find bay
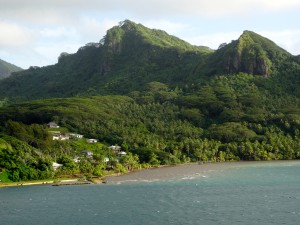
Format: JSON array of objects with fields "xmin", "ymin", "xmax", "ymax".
[{"xmin": 1, "ymin": 161, "xmax": 300, "ymax": 225}]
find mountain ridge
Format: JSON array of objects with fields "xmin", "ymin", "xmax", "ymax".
[
  {"xmin": 1, "ymin": 21, "xmax": 300, "ymax": 182},
  {"xmin": 0, "ymin": 20, "xmax": 298, "ymax": 102}
]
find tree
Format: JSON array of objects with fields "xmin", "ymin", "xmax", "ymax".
[
  {"xmin": 218, "ymin": 43, "xmax": 227, "ymax": 49},
  {"xmin": 119, "ymin": 153, "xmax": 140, "ymax": 171}
]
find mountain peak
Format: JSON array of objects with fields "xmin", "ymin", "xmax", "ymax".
[
  {"xmin": 241, "ymin": 30, "xmax": 257, "ymax": 36},
  {"xmin": 119, "ymin": 19, "xmax": 138, "ymax": 29},
  {"xmin": 210, "ymin": 30, "xmax": 291, "ymax": 76},
  {"xmin": 103, "ymin": 20, "xmax": 212, "ymax": 54},
  {"xmin": 238, "ymin": 30, "xmax": 289, "ymax": 56}
]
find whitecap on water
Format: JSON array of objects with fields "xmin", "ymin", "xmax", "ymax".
[{"xmin": 181, "ymin": 176, "xmax": 195, "ymax": 180}]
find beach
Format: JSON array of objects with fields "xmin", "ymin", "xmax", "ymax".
[
  {"xmin": 104, "ymin": 160, "xmax": 300, "ymax": 184},
  {"xmin": 2, "ymin": 160, "xmax": 299, "ymax": 187},
  {"xmin": 0, "ymin": 162, "xmax": 231, "ymax": 187},
  {"xmin": 0, "ymin": 179, "xmax": 78, "ymax": 188},
  {"xmin": 104, "ymin": 162, "xmax": 233, "ymax": 184}
]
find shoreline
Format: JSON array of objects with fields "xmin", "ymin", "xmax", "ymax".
[
  {"xmin": 103, "ymin": 161, "xmax": 231, "ymax": 184},
  {"xmin": 0, "ymin": 162, "xmax": 209, "ymax": 188},
  {"xmin": 1, "ymin": 160, "xmax": 299, "ymax": 188},
  {"xmin": 104, "ymin": 160, "xmax": 300, "ymax": 184},
  {"xmin": 0, "ymin": 179, "xmax": 78, "ymax": 188}
]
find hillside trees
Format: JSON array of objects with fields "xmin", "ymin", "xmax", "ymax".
[{"xmin": 0, "ymin": 55, "xmax": 300, "ymax": 182}]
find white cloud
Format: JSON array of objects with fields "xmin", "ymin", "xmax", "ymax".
[
  {"xmin": 40, "ymin": 27, "xmax": 77, "ymax": 39},
  {"xmin": 77, "ymin": 17, "xmax": 119, "ymax": 42},
  {"xmin": 185, "ymin": 31, "xmax": 242, "ymax": 49},
  {"xmin": 2, "ymin": 0, "xmax": 300, "ymax": 20},
  {"xmin": 143, "ymin": 20, "xmax": 192, "ymax": 36},
  {"xmin": 130, "ymin": 0, "xmax": 300, "ymax": 15},
  {"xmin": 0, "ymin": 21, "xmax": 34, "ymax": 48}
]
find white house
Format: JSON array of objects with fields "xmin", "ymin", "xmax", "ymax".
[
  {"xmin": 118, "ymin": 151, "xmax": 127, "ymax": 157},
  {"xmin": 60, "ymin": 135, "xmax": 69, "ymax": 141},
  {"xmin": 47, "ymin": 122, "xmax": 59, "ymax": 128},
  {"xmin": 81, "ymin": 150, "xmax": 94, "ymax": 158},
  {"xmin": 52, "ymin": 134, "xmax": 69, "ymax": 141},
  {"xmin": 73, "ymin": 157, "xmax": 80, "ymax": 163},
  {"xmin": 109, "ymin": 145, "xmax": 121, "ymax": 153},
  {"xmin": 103, "ymin": 157, "xmax": 110, "ymax": 163},
  {"xmin": 87, "ymin": 139, "xmax": 97, "ymax": 143},
  {"xmin": 52, "ymin": 162, "xmax": 63, "ymax": 170},
  {"xmin": 52, "ymin": 135, "xmax": 60, "ymax": 140},
  {"xmin": 69, "ymin": 133, "xmax": 84, "ymax": 139}
]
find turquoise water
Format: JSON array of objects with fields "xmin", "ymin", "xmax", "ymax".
[{"xmin": 1, "ymin": 161, "xmax": 300, "ymax": 225}]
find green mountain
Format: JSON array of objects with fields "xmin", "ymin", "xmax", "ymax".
[
  {"xmin": 1, "ymin": 73, "xmax": 300, "ymax": 176},
  {"xmin": 1, "ymin": 21, "xmax": 300, "ymax": 182},
  {"xmin": 200, "ymin": 30, "xmax": 292, "ymax": 77},
  {"xmin": 0, "ymin": 20, "xmax": 212, "ymax": 102},
  {"xmin": 0, "ymin": 58, "xmax": 22, "ymax": 79},
  {"xmin": 0, "ymin": 21, "xmax": 297, "ymax": 102}
]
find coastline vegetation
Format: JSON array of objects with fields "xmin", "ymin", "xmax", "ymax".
[
  {"xmin": 1, "ymin": 73, "xmax": 300, "ymax": 183},
  {"xmin": 0, "ymin": 21, "xmax": 300, "ymax": 183}
]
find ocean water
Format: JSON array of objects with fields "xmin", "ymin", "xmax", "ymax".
[{"xmin": 1, "ymin": 161, "xmax": 300, "ymax": 225}]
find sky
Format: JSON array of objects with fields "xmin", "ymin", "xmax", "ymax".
[{"xmin": 1, "ymin": 0, "xmax": 300, "ymax": 69}]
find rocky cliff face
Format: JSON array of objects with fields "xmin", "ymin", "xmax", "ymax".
[
  {"xmin": 211, "ymin": 31, "xmax": 290, "ymax": 77},
  {"xmin": 224, "ymin": 32, "xmax": 272, "ymax": 76},
  {"xmin": 225, "ymin": 48, "xmax": 271, "ymax": 77}
]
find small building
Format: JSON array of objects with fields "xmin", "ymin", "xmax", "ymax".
[
  {"xmin": 47, "ymin": 122, "xmax": 59, "ymax": 128},
  {"xmin": 49, "ymin": 131, "xmax": 61, "ymax": 135},
  {"xmin": 60, "ymin": 135, "xmax": 69, "ymax": 141},
  {"xmin": 103, "ymin": 157, "xmax": 110, "ymax": 163},
  {"xmin": 118, "ymin": 151, "xmax": 127, "ymax": 157},
  {"xmin": 69, "ymin": 133, "xmax": 84, "ymax": 139},
  {"xmin": 52, "ymin": 134, "xmax": 69, "ymax": 141},
  {"xmin": 109, "ymin": 145, "xmax": 121, "ymax": 153},
  {"xmin": 73, "ymin": 157, "xmax": 80, "ymax": 163},
  {"xmin": 52, "ymin": 135, "xmax": 60, "ymax": 140},
  {"xmin": 87, "ymin": 139, "xmax": 97, "ymax": 143},
  {"xmin": 81, "ymin": 150, "xmax": 94, "ymax": 158},
  {"xmin": 52, "ymin": 162, "xmax": 63, "ymax": 170}
]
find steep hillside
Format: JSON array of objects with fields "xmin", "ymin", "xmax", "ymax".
[
  {"xmin": 0, "ymin": 59, "xmax": 22, "ymax": 79},
  {"xmin": 1, "ymin": 21, "xmax": 300, "ymax": 182},
  {"xmin": 1, "ymin": 73, "xmax": 300, "ymax": 166},
  {"xmin": 1, "ymin": 69, "xmax": 300, "ymax": 182}
]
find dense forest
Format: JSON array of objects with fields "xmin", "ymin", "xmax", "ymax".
[
  {"xmin": 0, "ymin": 20, "xmax": 300, "ymax": 182},
  {"xmin": 1, "ymin": 73, "xmax": 300, "ymax": 182}
]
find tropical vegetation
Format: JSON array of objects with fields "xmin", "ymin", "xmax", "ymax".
[{"xmin": 0, "ymin": 20, "xmax": 300, "ymax": 182}]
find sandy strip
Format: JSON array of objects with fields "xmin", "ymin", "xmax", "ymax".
[
  {"xmin": 104, "ymin": 162, "xmax": 233, "ymax": 184},
  {"xmin": 1, "ymin": 161, "xmax": 299, "ymax": 187},
  {"xmin": 0, "ymin": 179, "xmax": 78, "ymax": 188},
  {"xmin": 104, "ymin": 160, "xmax": 300, "ymax": 184}
]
